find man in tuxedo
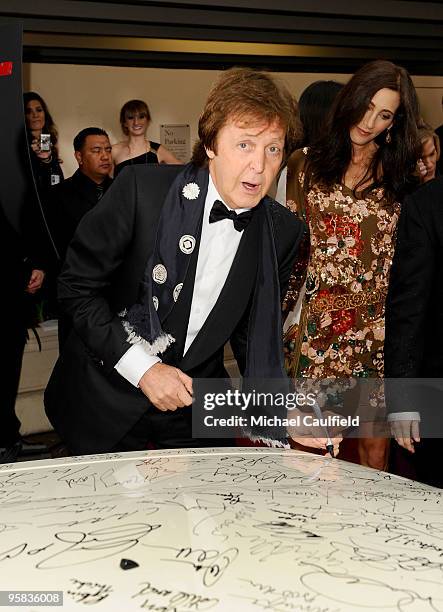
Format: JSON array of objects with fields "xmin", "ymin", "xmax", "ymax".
[
  {"xmin": 45, "ymin": 67, "xmax": 328, "ymax": 455},
  {"xmin": 385, "ymin": 176, "xmax": 443, "ymax": 488},
  {"xmin": 46, "ymin": 127, "xmax": 113, "ymax": 346}
]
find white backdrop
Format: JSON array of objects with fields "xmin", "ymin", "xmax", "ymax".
[{"xmin": 24, "ymin": 63, "xmax": 443, "ymax": 178}]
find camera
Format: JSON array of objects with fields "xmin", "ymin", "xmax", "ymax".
[{"xmin": 40, "ymin": 133, "xmax": 51, "ymax": 152}]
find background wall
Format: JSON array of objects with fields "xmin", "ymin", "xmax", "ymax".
[{"xmin": 25, "ymin": 63, "xmax": 443, "ymax": 178}]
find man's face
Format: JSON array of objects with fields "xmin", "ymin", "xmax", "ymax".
[
  {"xmin": 421, "ymin": 137, "xmax": 438, "ymax": 181},
  {"xmin": 207, "ymin": 117, "xmax": 285, "ymax": 209},
  {"xmin": 75, "ymin": 135, "xmax": 112, "ymax": 183}
]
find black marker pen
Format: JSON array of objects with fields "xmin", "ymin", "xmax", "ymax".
[{"xmin": 312, "ymin": 401, "xmax": 335, "ymax": 458}]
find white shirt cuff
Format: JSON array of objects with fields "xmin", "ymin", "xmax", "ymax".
[
  {"xmin": 387, "ymin": 411, "xmax": 421, "ymax": 422},
  {"xmin": 114, "ymin": 344, "xmax": 161, "ymax": 387}
]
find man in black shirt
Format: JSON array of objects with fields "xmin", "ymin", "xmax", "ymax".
[
  {"xmin": 48, "ymin": 127, "xmax": 113, "ymax": 261},
  {"xmin": 47, "ymin": 127, "xmax": 113, "ymax": 346},
  {"xmin": 435, "ymin": 96, "xmax": 443, "ymax": 175}
]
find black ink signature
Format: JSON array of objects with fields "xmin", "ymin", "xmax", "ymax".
[{"xmin": 142, "ymin": 544, "xmax": 239, "ymax": 587}]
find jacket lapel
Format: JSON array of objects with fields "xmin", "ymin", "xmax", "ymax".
[{"xmin": 158, "ymin": 169, "xmax": 208, "ymax": 324}]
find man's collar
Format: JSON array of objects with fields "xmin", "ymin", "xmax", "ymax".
[{"xmin": 74, "ymin": 168, "xmax": 112, "ymax": 190}]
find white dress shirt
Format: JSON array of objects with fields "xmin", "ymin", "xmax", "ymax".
[{"xmin": 115, "ymin": 175, "xmax": 250, "ymax": 387}]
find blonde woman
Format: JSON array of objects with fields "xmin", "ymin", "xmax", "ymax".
[{"xmin": 112, "ymin": 99, "xmax": 181, "ymax": 176}]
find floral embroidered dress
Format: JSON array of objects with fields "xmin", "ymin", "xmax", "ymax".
[{"xmin": 283, "ymin": 148, "xmax": 400, "ymax": 381}]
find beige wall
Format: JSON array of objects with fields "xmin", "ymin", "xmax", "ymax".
[{"xmin": 25, "ymin": 63, "xmax": 443, "ymax": 178}]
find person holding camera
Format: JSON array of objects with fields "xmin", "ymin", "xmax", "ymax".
[
  {"xmin": 23, "ymin": 92, "xmax": 64, "ymax": 194},
  {"xmin": 23, "ymin": 92, "xmax": 64, "ymax": 322}
]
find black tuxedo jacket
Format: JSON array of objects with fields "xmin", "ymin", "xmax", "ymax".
[
  {"xmin": 385, "ymin": 177, "xmax": 443, "ymax": 379},
  {"xmin": 44, "ymin": 164, "xmax": 304, "ymax": 454},
  {"xmin": 47, "ymin": 169, "xmax": 112, "ymax": 261},
  {"xmin": 385, "ymin": 178, "xmax": 443, "ymax": 421},
  {"xmin": 45, "ymin": 169, "xmax": 112, "ymax": 345}
]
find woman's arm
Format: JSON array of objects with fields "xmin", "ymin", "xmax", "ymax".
[{"xmin": 156, "ymin": 144, "xmax": 182, "ymax": 165}]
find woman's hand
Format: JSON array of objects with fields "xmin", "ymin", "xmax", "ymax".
[
  {"xmin": 26, "ymin": 269, "xmax": 45, "ymax": 294},
  {"xmin": 417, "ymin": 158, "xmax": 427, "ymax": 181},
  {"xmin": 31, "ymin": 138, "xmax": 52, "ymax": 161},
  {"xmin": 290, "ymin": 435, "xmax": 342, "ymax": 457},
  {"xmin": 287, "ymin": 409, "xmax": 343, "ymax": 456}
]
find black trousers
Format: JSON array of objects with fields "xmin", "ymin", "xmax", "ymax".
[
  {"xmin": 414, "ymin": 439, "xmax": 443, "ymax": 489},
  {"xmin": 57, "ymin": 312, "xmax": 72, "ymax": 351},
  {"xmin": 112, "ymin": 405, "xmax": 233, "ymax": 452},
  {"xmin": 1, "ymin": 323, "xmax": 26, "ymax": 447}
]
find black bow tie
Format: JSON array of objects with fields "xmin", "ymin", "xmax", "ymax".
[{"xmin": 209, "ymin": 199, "xmax": 253, "ymax": 232}]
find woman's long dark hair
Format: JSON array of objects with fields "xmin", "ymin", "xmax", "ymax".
[
  {"xmin": 23, "ymin": 91, "xmax": 59, "ymax": 156},
  {"xmin": 305, "ymin": 60, "xmax": 421, "ymax": 203},
  {"xmin": 299, "ymin": 80, "xmax": 343, "ymax": 147}
]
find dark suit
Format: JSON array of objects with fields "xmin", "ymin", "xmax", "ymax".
[
  {"xmin": 385, "ymin": 177, "xmax": 443, "ymax": 487},
  {"xmin": 0, "ymin": 206, "xmax": 28, "ymax": 447},
  {"xmin": 47, "ymin": 169, "xmax": 113, "ymax": 260},
  {"xmin": 0, "ymin": 204, "xmax": 43, "ymax": 448},
  {"xmin": 46, "ymin": 169, "xmax": 112, "ymax": 345},
  {"xmin": 44, "ymin": 164, "xmax": 304, "ymax": 455}
]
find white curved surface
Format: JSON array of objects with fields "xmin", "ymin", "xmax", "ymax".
[{"xmin": 0, "ymin": 448, "xmax": 442, "ymax": 611}]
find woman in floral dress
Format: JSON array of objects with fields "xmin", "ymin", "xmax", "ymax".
[{"xmin": 283, "ymin": 60, "xmax": 421, "ymax": 469}]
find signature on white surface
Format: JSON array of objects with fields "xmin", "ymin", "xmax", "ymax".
[{"xmin": 0, "ymin": 450, "xmax": 442, "ymax": 611}]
